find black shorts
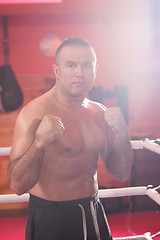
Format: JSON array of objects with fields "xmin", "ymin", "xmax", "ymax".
[{"xmin": 25, "ymin": 193, "xmax": 112, "ymax": 240}]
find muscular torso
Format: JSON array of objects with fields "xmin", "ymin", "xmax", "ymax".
[{"xmin": 29, "ymin": 95, "xmax": 107, "ymax": 201}]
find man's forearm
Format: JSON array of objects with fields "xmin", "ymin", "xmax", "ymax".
[
  {"xmin": 107, "ymin": 134, "xmax": 133, "ymax": 182},
  {"xmin": 103, "ymin": 107, "xmax": 133, "ymax": 182},
  {"xmin": 8, "ymin": 140, "xmax": 45, "ymax": 195}
]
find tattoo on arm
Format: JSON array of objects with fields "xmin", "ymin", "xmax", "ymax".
[
  {"xmin": 8, "ymin": 139, "xmax": 35, "ymax": 180},
  {"xmin": 8, "ymin": 157, "xmax": 20, "ymax": 180}
]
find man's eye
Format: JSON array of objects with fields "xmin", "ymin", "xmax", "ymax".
[
  {"xmin": 67, "ymin": 64, "xmax": 75, "ymax": 68},
  {"xmin": 83, "ymin": 63, "xmax": 92, "ymax": 69}
]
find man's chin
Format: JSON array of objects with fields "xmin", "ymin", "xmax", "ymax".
[{"xmin": 70, "ymin": 91, "xmax": 86, "ymax": 99}]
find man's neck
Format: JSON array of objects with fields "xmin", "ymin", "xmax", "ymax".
[{"xmin": 50, "ymin": 86, "xmax": 87, "ymax": 109}]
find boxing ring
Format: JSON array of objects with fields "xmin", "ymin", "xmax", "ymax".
[{"xmin": 0, "ymin": 139, "xmax": 160, "ymax": 239}]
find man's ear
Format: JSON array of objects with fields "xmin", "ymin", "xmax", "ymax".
[{"xmin": 53, "ymin": 64, "xmax": 59, "ymax": 77}]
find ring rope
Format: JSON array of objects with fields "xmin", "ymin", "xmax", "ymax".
[
  {"xmin": 130, "ymin": 139, "xmax": 160, "ymax": 154},
  {"xmin": 98, "ymin": 186, "xmax": 147, "ymax": 198},
  {"xmin": 0, "ymin": 140, "xmax": 159, "ymax": 204},
  {"xmin": 0, "ymin": 186, "xmax": 160, "ymax": 204},
  {"xmin": 0, "ymin": 193, "xmax": 29, "ymax": 203},
  {"xmin": 0, "ymin": 147, "xmax": 11, "ymax": 156}
]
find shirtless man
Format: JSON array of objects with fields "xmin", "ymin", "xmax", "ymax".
[{"xmin": 8, "ymin": 38, "xmax": 133, "ymax": 240}]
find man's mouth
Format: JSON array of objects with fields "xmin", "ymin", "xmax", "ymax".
[{"xmin": 73, "ymin": 81, "xmax": 85, "ymax": 85}]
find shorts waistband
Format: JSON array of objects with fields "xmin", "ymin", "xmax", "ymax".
[{"xmin": 29, "ymin": 193, "xmax": 99, "ymax": 209}]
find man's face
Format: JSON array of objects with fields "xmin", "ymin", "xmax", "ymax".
[{"xmin": 54, "ymin": 45, "xmax": 97, "ymax": 98}]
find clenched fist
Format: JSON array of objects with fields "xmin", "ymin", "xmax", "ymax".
[
  {"xmin": 35, "ymin": 115, "xmax": 65, "ymax": 149},
  {"xmin": 104, "ymin": 107, "xmax": 127, "ymax": 136}
]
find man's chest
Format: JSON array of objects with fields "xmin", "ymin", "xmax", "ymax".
[{"xmin": 48, "ymin": 109, "xmax": 106, "ymax": 156}]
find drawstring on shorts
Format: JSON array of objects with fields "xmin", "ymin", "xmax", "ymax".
[
  {"xmin": 78, "ymin": 200, "xmax": 101, "ymax": 240},
  {"xmin": 79, "ymin": 204, "xmax": 87, "ymax": 240},
  {"xmin": 90, "ymin": 200, "xmax": 101, "ymax": 240}
]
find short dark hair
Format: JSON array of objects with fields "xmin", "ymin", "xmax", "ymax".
[{"xmin": 55, "ymin": 37, "xmax": 96, "ymax": 64}]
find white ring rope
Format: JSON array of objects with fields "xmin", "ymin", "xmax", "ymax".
[
  {"xmin": 0, "ymin": 140, "xmax": 159, "ymax": 204},
  {"xmin": 0, "ymin": 139, "xmax": 159, "ymax": 156},
  {"xmin": 0, "ymin": 186, "xmax": 160, "ymax": 205},
  {"xmin": 0, "ymin": 147, "xmax": 11, "ymax": 156},
  {"xmin": 0, "ymin": 193, "xmax": 29, "ymax": 203},
  {"xmin": 99, "ymin": 186, "xmax": 160, "ymax": 205},
  {"xmin": 130, "ymin": 139, "xmax": 160, "ymax": 154},
  {"xmin": 98, "ymin": 186, "xmax": 147, "ymax": 198}
]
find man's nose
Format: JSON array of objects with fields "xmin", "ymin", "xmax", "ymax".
[{"xmin": 76, "ymin": 65, "xmax": 84, "ymax": 76}]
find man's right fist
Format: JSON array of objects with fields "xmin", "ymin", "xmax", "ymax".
[{"xmin": 35, "ymin": 115, "xmax": 65, "ymax": 148}]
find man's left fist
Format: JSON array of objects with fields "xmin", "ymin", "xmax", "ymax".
[{"xmin": 104, "ymin": 107, "xmax": 127, "ymax": 135}]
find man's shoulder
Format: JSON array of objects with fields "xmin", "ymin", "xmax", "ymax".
[
  {"xmin": 87, "ymin": 98, "xmax": 107, "ymax": 112},
  {"xmin": 18, "ymin": 95, "xmax": 47, "ymax": 121}
]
